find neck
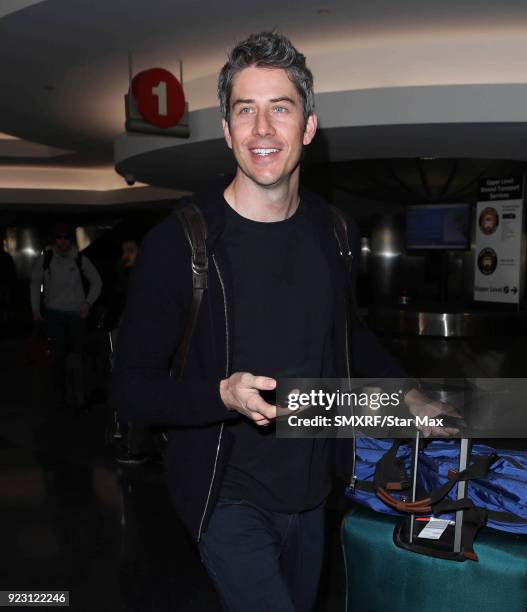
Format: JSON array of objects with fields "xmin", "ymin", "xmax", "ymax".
[
  {"xmin": 54, "ymin": 245, "xmax": 72, "ymax": 257},
  {"xmin": 224, "ymin": 169, "xmax": 300, "ymax": 222}
]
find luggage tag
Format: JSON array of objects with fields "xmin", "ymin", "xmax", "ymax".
[{"xmin": 417, "ymin": 517, "xmax": 455, "ymax": 540}]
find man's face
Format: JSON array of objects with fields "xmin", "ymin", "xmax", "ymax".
[
  {"xmin": 482, "ymin": 255, "xmax": 493, "ymax": 270},
  {"xmin": 483, "ymin": 214, "xmax": 495, "ymax": 230},
  {"xmin": 121, "ymin": 241, "xmax": 138, "ymax": 268},
  {"xmin": 55, "ymin": 234, "xmax": 72, "ymax": 253},
  {"xmin": 222, "ymin": 66, "xmax": 317, "ymax": 189}
]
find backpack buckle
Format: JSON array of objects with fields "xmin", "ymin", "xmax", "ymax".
[{"xmin": 191, "ymin": 259, "xmax": 208, "ymax": 290}]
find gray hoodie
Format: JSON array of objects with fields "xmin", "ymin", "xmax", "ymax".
[{"xmin": 30, "ymin": 245, "xmax": 102, "ymax": 315}]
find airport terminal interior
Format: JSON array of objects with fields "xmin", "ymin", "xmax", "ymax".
[{"xmin": 1, "ymin": 1, "xmax": 527, "ymax": 611}]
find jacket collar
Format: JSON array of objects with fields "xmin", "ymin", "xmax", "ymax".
[
  {"xmin": 51, "ymin": 244, "xmax": 79, "ymax": 259},
  {"xmin": 186, "ymin": 177, "xmax": 335, "ymax": 254},
  {"xmin": 183, "ymin": 177, "xmax": 231, "ymax": 252}
]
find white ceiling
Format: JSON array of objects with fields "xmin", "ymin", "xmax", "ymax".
[
  {"xmin": 1, "ymin": 0, "xmax": 527, "ymax": 199},
  {"xmin": 0, "ymin": 0, "xmax": 46, "ymax": 19}
]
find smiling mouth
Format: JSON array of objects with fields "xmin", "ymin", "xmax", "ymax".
[{"xmin": 250, "ymin": 148, "xmax": 280, "ymax": 157}]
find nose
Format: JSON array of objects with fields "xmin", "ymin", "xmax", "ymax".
[{"xmin": 252, "ymin": 110, "xmax": 275, "ymax": 138}]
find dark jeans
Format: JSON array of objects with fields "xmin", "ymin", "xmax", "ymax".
[
  {"xmin": 198, "ymin": 498, "xmax": 325, "ymax": 612},
  {"xmin": 45, "ymin": 309, "xmax": 85, "ymax": 405}
]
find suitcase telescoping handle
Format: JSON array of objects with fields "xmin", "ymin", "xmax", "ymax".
[
  {"xmin": 408, "ymin": 434, "xmax": 469, "ymax": 554},
  {"xmin": 377, "ymin": 434, "xmax": 493, "ymax": 561}
]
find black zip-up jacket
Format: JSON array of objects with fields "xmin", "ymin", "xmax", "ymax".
[{"xmin": 111, "ymin": 183, "xmax": 406, "ymax": 541}]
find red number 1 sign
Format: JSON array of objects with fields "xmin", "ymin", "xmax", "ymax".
[{"xmin": 131, "ymin": 68, "xmax": 186, "ymax": 129}]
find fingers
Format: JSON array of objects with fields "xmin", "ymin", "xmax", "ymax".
[
  {"xmin": 250, "ymin": 375, "xmax": 276, "ymax": 391},
  {"xmin": 440, "ymin": 403, "xmax": 461, "ymax": 417},
  {"xmin": 252, "ymin": 413, "xmax": 271, "ymax": 426},
  {"xmin": 419, "ymin": 425, "xmax": 460, "ymax": 438},
  {"xmin": 220, "ymin": 372, "xmax": 277, "ymax": 425},
  {"xmin": 430, "ymin": 426, "xmax": 459, "ymax": 438},
  {"xmin": 246, "ymin": 392, "xmax": 276, "ymax": 420},
  {"xmin": 418, "ymin": 425, "xmax": 432, "ymax": 438}
]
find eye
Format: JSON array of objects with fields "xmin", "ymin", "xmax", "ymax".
[
  {"xmin": 273, "ymin": 106, "xmax": 287, "ymax": 113},
  {"xmin": 239, "ymin": 106, "xmax": 254, "ymax": 114}
]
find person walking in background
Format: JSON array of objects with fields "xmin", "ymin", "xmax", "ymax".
[
  {"xmin": 0, "ymin": 229, "xmax": 18, "ymax": 330},
  {"xmin": 105, "ymin": 236, "xmax": 151, "ymax": 464},
  {"xmin": 103, "ymin": 237, "xmax": 139, "ymax": 336},
  {"xmin": 30, "ymin": 223, "xmax": 102, "ymax": 411},
  {"xmin": 0, "ymin": 229, "xmax": 17, "ymax": 296}
]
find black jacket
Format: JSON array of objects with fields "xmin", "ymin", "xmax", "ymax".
[{"xmin": 111, "ymin": 183, "xmax": 406, "ymax": 541}]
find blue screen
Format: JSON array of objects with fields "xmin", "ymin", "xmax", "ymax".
[{"xmin": 406, "ymin": 204, "xmax": 470, "ymax": 249}]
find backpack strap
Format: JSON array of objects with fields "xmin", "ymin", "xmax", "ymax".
[
  {"xmin": 43, "ymin": 249, "xmax": 53, "ymax": 272},
  {"xmin": 75, "ymin": 254, "xmax": 89, "ymax": 298},
  {"xmin": 171, "ymin": 200, "xmax": 208, "ymax": 379},
  {"xmin": 330, "ymin": 205, "xmax": 364, "ymax": 326},
  {"xmin": 75, "ymin": 254, "xmax": 83, "ymax": 274},
  {"xmin": 330, "ymin": 205, "xmax": 353, "ymax": 273}
]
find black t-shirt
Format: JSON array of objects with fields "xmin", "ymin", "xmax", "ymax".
[{"xmin": 220, "ymin": 199, "xmax": 334, "ymax": 513}]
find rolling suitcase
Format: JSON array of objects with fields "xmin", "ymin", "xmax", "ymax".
[
  {"xmin": 342, "ymin": 434, "xmax": 527, "ymax": 611},
  {"xmin": 342, "ymin": 504, "xmax": 527, "ymax": 612}
]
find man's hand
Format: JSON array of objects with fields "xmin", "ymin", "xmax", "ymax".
[
  {"xmin": 79, "ymin": 302, "xmax": 91, "ymax": 319},
  {"xmin": 32, "ymin": 311, "xmax": 42, "ymax": 322},
  {"xmin": 220, "ymin": 373, "xmax": 277, "ymax": 426},
  {"xmin": 404, "ymin": 388, "xmax": 461, "ymax": 438}
]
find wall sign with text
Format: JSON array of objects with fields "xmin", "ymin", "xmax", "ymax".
[{"xmin": 474, "ymin": 177, "xmax": 524, "ymax": 304}]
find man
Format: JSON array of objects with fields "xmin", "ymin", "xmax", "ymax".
[
  {"xmin": 105, "ymin": 236, "xmax": 151, "ymax": 464},
  {"xmin": 104, "ymin": 237, "xmax": 139, "ymax": 334},
  {"xmin": 479, "ymin": 207, "xmax": 499, "ymax": 235},
  {"xmin": 31, "ymin": 223, "xmax": 102, "ymax": 409},
  {"xmin": 0, "ymin": 229, "xmax": 17, "ymax": 308},
  {"xmin": 112, "ymin": 32, "xmax": 455, "ymax": 611}
]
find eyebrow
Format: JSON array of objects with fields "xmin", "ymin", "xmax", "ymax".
[
  {"xmin": 231, "ymin": 96, "xmax": 297, "ymax": 108},
  {"xmin": 270, "ymin": 96, "xmax": 296, "ymax": 105}
]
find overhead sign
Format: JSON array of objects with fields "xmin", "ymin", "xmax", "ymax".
[
  {"xmin": 131, "ymin": 67, "xmax": 185, "ymax": 129},
  {"xmin": 474, "ymin": 177, "xmax": 524, "ymax": 304}
]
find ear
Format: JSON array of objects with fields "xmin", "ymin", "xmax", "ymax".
[
  {"xmin": 222, "ymin": 118, "xmax": 233, "ymax": 149},
  {"xmin": 303, "ymin": 113, "xmax": 318, "ymax": 146}
]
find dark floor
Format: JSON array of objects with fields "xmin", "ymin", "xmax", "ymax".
[
  {"xmin": 0, "ymin": 338, "xmax": 346, "ymax": 612},
  {"xmin": 1, "ymin": 332, "xmax": 524, "ymax": 611}
]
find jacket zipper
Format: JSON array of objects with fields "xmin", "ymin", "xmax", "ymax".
[
  {"xmin": 344, "ymin": 314, "xmax": 351, "ymax": 380},
  {"xmin": 344, "ymin": 313, "xmax": 357, "ymax": 491},
  {"xmin": 197, "ymin": 254, "xmax": 229, "ymax": 541}
]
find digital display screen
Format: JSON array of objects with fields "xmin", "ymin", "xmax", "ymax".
[{"xmin": 406, "ymin": 203, "xmax": 471, "ymax": 250}]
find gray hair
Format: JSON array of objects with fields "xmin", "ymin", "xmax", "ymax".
[{"xmin": 218, "ymin": 31, "xmax": 314, "ymax": 124}]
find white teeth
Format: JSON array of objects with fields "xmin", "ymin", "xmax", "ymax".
[{"xmin": 252, "ymin": 148, "xmax": 279, "ymax": 155}]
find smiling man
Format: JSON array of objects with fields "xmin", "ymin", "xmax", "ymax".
[
  {"xmin": 221, "ymin": 63, "xmax": 316, "ymax": 206},
  {"xmin": 112, "ymin": 32, "xmax": 447, "ymax": 612}
]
